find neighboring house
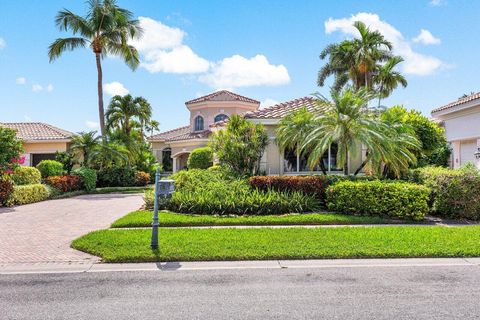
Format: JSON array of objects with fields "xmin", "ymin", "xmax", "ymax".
[
  {"xmin": 0, "ymin": 122, "xmax": 73, "ymax": 167},
  {"xmin": 148, "ymin": 90, "xmax": 363, "ymax": 174},
  {"xmin": 431, "ymin": 92, "xmax": 480, "ymax": 169}
]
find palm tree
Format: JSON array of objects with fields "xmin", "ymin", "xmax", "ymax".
[
  {"xmin": 105, "ymin": 94, "xmax": 153, "ymax": 136},
  {"xmin": 318, "ymin": 21, "xmax": 393, "ymax": 91},
  {"xmin": 48, "ymin": 0, "xmax": 142, "ymax": 137},
  {"xmin": 70, "ymin": 131, "xmax": 101, "ymax": 165},
  {"xmin": 145, "ymin": 120, "xmax": 160, "ymax": 138},
  {"xmin": 373, "ymin": 56, "xmax": 408, "ymax": 107}
]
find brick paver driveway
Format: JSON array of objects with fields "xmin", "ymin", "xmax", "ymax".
[{"xmin": 0, "ymin": 193, "xmax": 143, "ymax": 264}]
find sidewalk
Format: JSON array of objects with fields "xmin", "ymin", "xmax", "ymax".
[{"xmin": 2, "ymin": 257, "xmax": 480, "ymax": 275}]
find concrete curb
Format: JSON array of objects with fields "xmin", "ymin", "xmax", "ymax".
[{"xmin": 2, "ymin": 258, "xmax": 480, "ymax": 275}]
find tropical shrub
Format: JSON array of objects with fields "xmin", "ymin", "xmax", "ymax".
[
  {"xmin": 44, "ymin": 175, "xmax": 83, "ymax": 193},
  {"xmin": 0, "ymin": 175, "xmax": 14, "ymax": 206},
  {"xmin": 143, "ymin": 189, "xmax": 171, "ymax": 210},
  {"xmin": 55, "ymin": 151, "xmax": 76, "ymax": 174},
  {"xmin": 11, "ymin": 166, "xmax": 42, "ymax": 185},
  {"xmin": 9, "ymin": 184, "xmax": 50, "ymax": 205},
  {"xmin": 36, "ymin": 160, "xmax": 64, "ymax": 178},
  {"xmin": 187, "ymin": 147, "xmax": 213, "ymax": 169},
  {"xmin": 149, "ymin": 164, "xmax": 162, "ymax": 183},
  {"xmin": 326, "ymin": 180, "xmax": 430, "ymax": 220},
  {"xmin": 0, "ymin": 127, "xmax": 24, "ymax": 174},
  {"xmin": 249, "ymin": 175, "xmax": 327, "ymax": 201},
  {"xmin": 72, "ymin": 167, "xmax": 97, "ymax": 191},
  {"xmin": 97, "ymin": 166, "xmax": 136, "ymax": 187},
  {"xmin": 210, "ymin": 115, "xmax": 268, "ymax": 176},
  {"xmin": 134, "ymin": 171, "xmax": 150, "ymax": 186}
]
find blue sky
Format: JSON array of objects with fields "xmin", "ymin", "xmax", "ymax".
[{"xmin": 0, "ymin": 0, "xmax": 477, "ymax": 133}]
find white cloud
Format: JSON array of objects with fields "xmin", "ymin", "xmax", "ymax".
[
  {"xmin": 324, "ymin": 13, "xmax": 445, "ymax": 76},
  {"xmin": 142, "ymin": 45, "xmax": 210, "ymax": 74},
  {"xmin": 16, "ymin": 77, "xmax": 26, "ymax": 85},
  {"xmin": 260, "ymin": 98, "xmax": 279, "ymax": 109},
  {"xmin": 131, "ymin": 17, "xmax": 185, "ymax": 51},
  {"xmin": 413, "ymin": 29, "xmax": 441, "ymax": 45},
  {"xmin": 47, "ymin": 84, "xmax": 54, "ymax": 92},
  {"xmin": 32, "ymin": 84, "xmax": 43, "ymax": 92},
  {"xmin": 85, "ymin": 120, "xmax": 99, "ymax": 129},
  {"xmin": 104, "ymin": 81, "xmax": 129, "ymax": 96},
  {"xmin": 0, "ymin": 38, "xmax": 5, "ymax": 50},
  {"xmin": 429, "ymin": 0, "xmax": 446, "ymax": 6},
  {"xmin": 199, "ymin": 55, "xmax": 290, "ymax": 89}
]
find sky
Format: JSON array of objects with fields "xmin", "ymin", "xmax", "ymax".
[{"xmin": 0, "ymin": 0, "xmax": 478, "ymax": 133}]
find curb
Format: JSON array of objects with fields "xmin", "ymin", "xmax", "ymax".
[{"xmin": 2, "ymin": 257, "xmax": 480, "ymax": 275}]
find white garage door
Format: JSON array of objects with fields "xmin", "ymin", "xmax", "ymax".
[{"xmin": 460, "ymin": 140, "xmax": 477, "ymax": 166}]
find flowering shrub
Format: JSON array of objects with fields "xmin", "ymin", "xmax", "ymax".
[
  {"xmin": 0, "ymin": 127, "xmax": 24, "ymax": 174},
  {"xmin": 44, "ymin": 175, "xmax": 83, "ymax": 193},
  {"xmin": 134, "ymin": 171, "xmax": 150, "ymax": 186}
]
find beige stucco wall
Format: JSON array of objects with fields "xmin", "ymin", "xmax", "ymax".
[{"xmin": 21, "ymin": 141, "xmax": 69, "ymax": 166}]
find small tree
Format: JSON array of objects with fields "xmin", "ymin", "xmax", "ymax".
[
  {"xmin": 0, "ymin": 127, "xmax": 24, "ymax": 174},
  {"xmin": 188, "ymin": 147, "xmax": 213, "ymax": 169},
  {"xmin": 210, "ymin": 115, "xmax": 268, "ymax": 176}
]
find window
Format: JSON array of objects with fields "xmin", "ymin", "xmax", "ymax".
[
  {"xmin": 214, "ymin": 114, "xmax": 229, "ymax": 123},
  {"xmin": 162, "ymin": 148, "xmax": 172, "ymax": 172},
  {"xmin": 194, "ymin": 116, "xmax": 204, "ymax": 131},
  {"xmin": 283, "ymin": 142, "xmax": 342, "ymax": 173}
]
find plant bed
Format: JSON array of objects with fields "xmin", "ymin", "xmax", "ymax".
[
  {"xmin": 111, "ymin": 210, "xmax": 392, "ymax": 228},
  {"xmin": 71, "ymin": 226, "xmax": 480, "ymax": 262}
]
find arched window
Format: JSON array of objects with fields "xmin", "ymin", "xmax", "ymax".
[
  {"xmin": 214, "ymin": 114, "xmax": 229, "ymax": 123},
  {"xmin": 161, "ymin": 148, "xmax": 172, "ymax": 172},
  {"xmin": 194, "ymin": 116, "xmax": 204, "ymax": 131}
]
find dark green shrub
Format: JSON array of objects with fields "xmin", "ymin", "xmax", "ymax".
[
  {"xmin": 11, "ymin": 166, "xmax": 42, "ymax": 185},
  {"xmin": 9, "ymin": 184, "xmax": 50, "ymax": 205},
  {"xmin": 55, "ymin": 151, "xmax": 76, "ymax": 174},
  {"xmin": 97, "ymin": 166, "xmax": 136, "ymax": 187},
  {"xmin": 0, "ymin": 175, "xmax": 14, "ymax": 206},
  {"xmin": 187, "ymin": 147, "xmax": 213, "ymax": 169},
  {"xmin": 72, "ymin": 167, "xmax": 97, "ymax": 191},
  {"xmin": 326, "ymin": 180, "xmax": 430, "ymax": 220},
  {"xmin": 36, "ymin": 160, "xmax": 64, "ymax": 178}
]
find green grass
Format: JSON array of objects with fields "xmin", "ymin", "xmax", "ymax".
[
  {"xmin": 110, "ymin": 210, "xmax": 391, "ymax": 228},
  {"xmin": 72, "ymin": 226, "xmax": 480, "ymax": 262},
  {"xmin": 89, "ymin": 186, "xmax": 153, "ymax": 194}
]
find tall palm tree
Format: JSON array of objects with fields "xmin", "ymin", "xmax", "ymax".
[
  {"xmin": 318, "ymin": 21, "xmax": 393, "ymax": 91},
  {"xmin": 373, "ymin": 56, "xmax": 408, "ymax": 106},
  {"xmin": 48, "ymin": 0, "xmax": 142, "ymax": 137},
  {"xmin": 70, "ymin": 131, "xmax": 101, "ymax": 165},
  {"xmin": 105, "ymin": 94, "xmax": 153, "ymax": 136}
]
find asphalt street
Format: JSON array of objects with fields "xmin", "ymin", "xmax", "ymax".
[{"xmin": 1, "ymin": 264, "xmax": 480, "ymax": 319}]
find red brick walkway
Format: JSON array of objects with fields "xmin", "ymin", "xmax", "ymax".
[{"xmin": 0, "ymin": 193, "xmax": 143, "ymax": 264}]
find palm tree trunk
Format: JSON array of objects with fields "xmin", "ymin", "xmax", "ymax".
[
  {"xmin": 378, "ymin": 83, "xmax": 383, "ymax": 107},
  {"xmin": 95, "ymin": 53, "xmax": 106, "ymax": 138},
  {"xmin": 343, "ymin": 147, "xmax": 349, "ymax": 175}
]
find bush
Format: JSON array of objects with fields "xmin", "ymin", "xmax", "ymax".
[
  {"xmin": 44, "ymin": 175, "xmax": 83, "ymax": 193},
  {"xmin": 326, "ymin": 180, "xmax": 430, "ymax": 220},
  {"xmin": 72, "ymin": 167, "xmax": 97, "ymax": 191},
  {"xmin": 187, "ymin": 147, "xmax": 213, "ymax": 169},
  {"xmin": 97, "ymin": 167, "xmax": 136, "ymax": 187},
  {"xmin": 0, "ymin": 175, "xmax": 14, "ymax": 206},
  {"xmin": 134, "ymin": 171, "xmax": 150, "ymax": 186},
  {"xmin": 36, "ymin": 160, "xmax": 64, "ymax": 178},
  {"xmin": 249, "ymin": 175, "xmax": 327, "ymax": 201},
  {"xmin": 143, "ymin": 189, "xmax": 171, "ymax": 211},
  {"xmin": 11, "ymin": 166, "xmax": 42, "ymax": 185},
  {"xmin": 55, "ymin": 151, "xmax": 76, "ymax": 174},
  {"xmin": 166, "ymin": 169, "xmax": 319, "ymax": 215},
  {"xmin": 9, "ymin": 184, "xmax": 50, "ymax": 205}
]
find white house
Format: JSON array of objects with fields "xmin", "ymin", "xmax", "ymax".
[{"xmin": 431, "ymin": 92, "xmax": 480, "ymax": 168}]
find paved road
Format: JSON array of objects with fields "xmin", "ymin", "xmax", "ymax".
[
  {"xmin": 1, "ymin": 264, "xmax": 480, "ymax": 319},
  {"xmin": 0, "ymin": 193, "xmax": 143, "ymax": 263}
]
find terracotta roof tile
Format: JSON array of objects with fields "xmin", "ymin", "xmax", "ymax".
[
  {"xmin": 186, "ymin": 90, "xmax": 260, "ymax": 105},
  {"xmin": 432, "ymin": 91, "xmax": 480, "ymax": 113},
  {"xmin": 0, "ymin": 122, "xmax": 73, "ymax": 141},
  {"xmin": 166, "ymin": 130, "xmax": 211, "ymax": 142},
  {"xmin": 245, "ymin": 97, "xmax": 317, "ymax": 119},
  {"xmin": 147, "ymin": 125, "xmax": 190, "ymax": 141}
]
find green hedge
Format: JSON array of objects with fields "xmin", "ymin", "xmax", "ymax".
[
  {"xmin": 97, "ymin": 167, "xmax": 135, "ymax": 187},
  {"xmin": 72, "ymin": 167, "xmax": 97, "ymax": 191},
  {"xmin": 11, "ymin": 166, "xmax": 42, "ymax": 185},
  {"xmin": 326, "ymin": 180, "xmax": 430, "ymax": 220},
  {"xmin": 36, "ymin": 160, "xmax": 64, "ymax": 178},
  {"xmin": 187, "ymin": 147, "xmax": 213, "ymax": 169},
  {"xmin": 10, "ymin": 184, "xmax": 50, "ymax": 205}
]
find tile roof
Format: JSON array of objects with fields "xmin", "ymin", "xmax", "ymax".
[
  {"xmin": 148, "ymin": 125, "xmax": 190, "ymax": 141},
  {"xmin": 186, "ymin": 90, "xmax": 260, "ymax": 105},
  {"xmin": 166, "ymin": 130, "xmax": 211, "ymax": 142},
  {"xmin": 245, "ymin": 96, "xmax": 318, "ymax": 119},
  {"xmin": 432, "ymin": 91, "xmax": 480, "ymax": 113},
  {"xmin": 0, "ymin": 122, "xmax": 73, "ymax": 141}
]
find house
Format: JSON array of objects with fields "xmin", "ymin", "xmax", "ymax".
[
  {"xmin": 431, "ymin": 92, "xmax": 480, "ymax": 169},
  {"xmin": 0, "ymin": 122, "xmax": 73, "ymax": 167},
  {"xmin": 148, "ymin": 90, "xmax": 363, "ymax": 174}
]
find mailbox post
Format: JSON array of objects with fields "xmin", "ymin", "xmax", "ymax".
[{"xmin": 151, "ymin": 167, "xmax": 175, "ymax": 250}]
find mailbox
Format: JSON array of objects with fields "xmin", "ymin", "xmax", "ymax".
[{"xmin": 156, "ymin": 179, "xmax": 175, "ymax": 197}]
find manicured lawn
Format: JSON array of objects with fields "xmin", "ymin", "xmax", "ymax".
[
  {"xmin": 110, "ymin": 210, "xmax": 391, "ymax": 228},
  {"xmin": 72, "ymin": 226, "xmax": 480, "ymax": 262}
]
